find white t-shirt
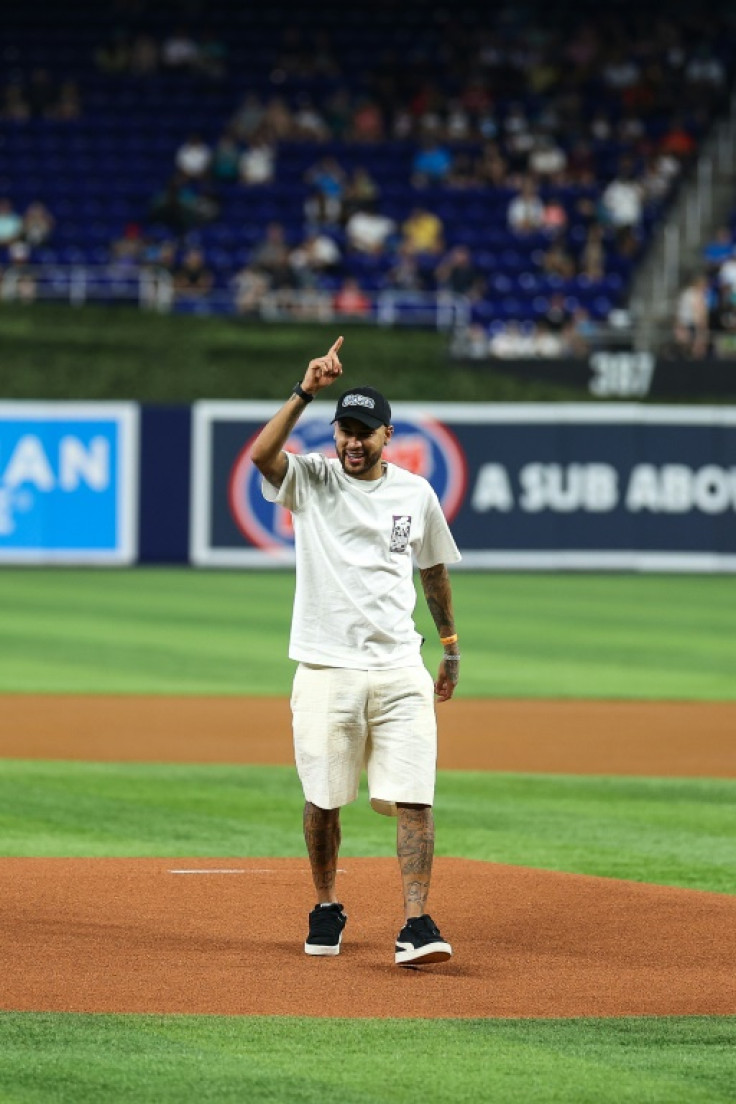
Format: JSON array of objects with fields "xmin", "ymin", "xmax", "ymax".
[{"xmin": 262, "ymin": 452, "xmax": 461, "ymax": 669}]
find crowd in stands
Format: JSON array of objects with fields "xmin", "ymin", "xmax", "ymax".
[
  {"xmin": 1, "ymin": 0, "xmax": 735, "ymax": 352},
  {"xmin": 674, "ymin": 223, "xmax": 736, "ymax": 358}
]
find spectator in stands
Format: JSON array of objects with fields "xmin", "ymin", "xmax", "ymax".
[
  {"xmin": 173, "ymin": 248, "xmax": 214, "ymax": 300},
  {"xmin": 659, "ymin": 118, "xmax": 696, "ymax": 161},
  {"xmin": 600, "ymin": 161, "xmax": 643, "ymax": 235},
  {"xmin": 542, "ymin": 197, "xmax": 568, "ymax": 236},
  {"xmin": 1, "ymin": 83, "xmax": 30, "ymax": 121},
  {"xmin": 211, "ymin": 132, "xmax": 241, "ymax": 183},
  {"xmin": 54, "ymin": 81, "xmax": 82, "ymax": 121},
  {"xmin": 578, "ymin": 224, "xmax": 606, "ymax": 282},
  {"xmin": 162, "ymin": 28, "xmax": 200, "ymax": 72},
  {"xmin": 507, "ymin": 177, "xmax": 545, "ymax": 235},
  {"xmin": 411, "ymin": 138, "xmax": 453, "ymax": 187},
  {"xmin": 703, "ymin": 227, "xmax": 735, "ymax": 273},
  {"xmin": 230, "ymin": 93, "xmax": 265, "ymax": 143},
  {"xmin": 95, "ymin": 30, "xmax": 130, "ymax": 74},
  {"xmin": 542, "ymin": 292, "xmax": 572, "ymax": 333},
  {"xmin": 684, "ymin": 44, "xmax": 726, "ymax": 90},
  {"xmin": 709, "ymin": 282, "xmax": 736, "ymax": 340},
  {"xmin": 351, "ymin": 98, "xmax": 384, "ymax": 142},
  {"xmin": 528, "ymin": 134, "xmax": 568, "ymax": 181},
  {"xmin": 563, "ymin": 307, "xmax": 598, "ymax": 357},
  {"xmin": 345, "ymin": 206, "xmax": 396, "ymax": 255},
  {"xmin": 261, "ymin": 96, "xmax": 294, "ymax": 141},
  {"xmin": 239, "ymin": 134, "xmax": 276, "ymax": 186},
  {"xmin": 0, "ymin": 199, "xmax": 23, "ymax": 246},
  {"xmin": 333, "ymin": 277, "xmax": 371, "ymax": 317},
  {"xmin": 304, "ymin": 157, "xmax": 346, "ymax": 223},
  {"xmin": 341, "ymin": 167, "xmax": 379, "ymax": 224},
  {"xmin": 434, "ymin": 245, "xmax": 484, "ymax": 299},
  {"xmin": 175, "ymin": 134, "xmax": 212, "ymax": 181},
  {"xmin": 400, "ymin": 207, "xmax": 444, "ymax": 257},
  {"xmin": 717, "ymin": 246, "xmax": 736, "ymax": 297},
  {"xmin": 386, "ymin": 245, "xmax": 425, "ymax": 291},
  {"xmin": 324, "ymin": 87, "xmax": 353, "ymax": 140},
  {"xmin": 149, "ymin": 173, "xmax": 201, "ymax": 235},
  {"xmin": 293, "ymin": 96, "xmax": 330, "ymax": 142},
  {"xmin": 110, "ymin": 222, "xmax": 145, "ymax": 269},
  {"xmin": 195, "ymin": 30, "xmax": 228, "ymax": 81},
  {"xmin": 142, "ymin": 241, "xmax": 176, "ymax": 312},
  {"xmin": 447, "ymin": 151, "xmax": 482, "ymax": 189},
  {"xmin": 252, "ymin": 221, "xmax": 293, "ymax": 290},
  {"xmin": 640, "ymin": 152, "xmax": 681, "ymax": 204},
  {"xmin": 602, "ymin": 47, "xmax": 641, "ymax": 90},
  {"xmin": 531, "ymin": 320, "xmax": 564, "ymax": 357},
  {"xmin": 475, "ymin": 142, "xmax": 510, "ymax": 188},
  {"xmin": 289, "ymin": 230, "xmax": 341, "ymax": 288},
  {"xmin": 674, "ymin": 273, "xmax": 711, "ymax": 358},
  {"xmin": 540, "ymin": 240, "xmax": 575, "ymax": 280},
  {"xmin": 22, "ymin": 201, "xmax": 54, "ymax": 247},
  {"xmin": 130, "ymin": 34, "xmax": 159, "ymax": 77},
  {"xmin": 444, "ymin": 99, "xmax": 472, "ymax": 143},
  {"xmin": 1, "ymin": 242, "xmax": 36, "ymax": 304},
  {"xmin": 503, "ymin": 104, "xmax": 536, "ymax": 170},
  {"xmin": 490, "ymin": 322, "xmax": 535, "ymax": 359},
  {"xmin": 232, "ymin": 264, "xmax": 271, "ymax": 316}
]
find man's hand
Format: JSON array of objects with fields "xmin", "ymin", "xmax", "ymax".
[
  {"xmin": 302, "ymin": 335, "xmax": 344, "ymax": 394},
  {"xmin": 434, "ymin": 654, "xmax": 459, "ymax": 702}
]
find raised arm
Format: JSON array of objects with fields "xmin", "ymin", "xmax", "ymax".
[
  {"xmin": 419, "ymin": 562, "xmax": 459, "ymax": 702},
  {"xmin": 251, "ymin": 336, "xmax": 344, "ymax": 487}
]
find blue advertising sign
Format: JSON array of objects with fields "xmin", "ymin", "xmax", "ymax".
[
  {"xmin": 191, "ymin": 402, "xmax": 736, "ymax": 571},
  {"xmin": 0, "ymin": 403, "xmax": 138, "ymax": 563}
]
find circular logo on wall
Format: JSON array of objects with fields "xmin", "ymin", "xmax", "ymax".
[{"xmin": 229, "ymin": 414, "xmax": 467, "ymax": 552}]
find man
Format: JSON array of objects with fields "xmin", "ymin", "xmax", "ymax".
[{"xmin": 251, "ymin": 336, "xmax": 461, "ymax": 967}]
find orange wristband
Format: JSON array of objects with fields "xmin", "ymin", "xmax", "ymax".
[{"xmin": 440, "ymin": 633, "xmax": 458, "ymax": 646}]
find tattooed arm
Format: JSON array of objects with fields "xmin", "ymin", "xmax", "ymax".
[{"xmin": 419, "ymin": 562, "xmax": 459, "ymax": 702}]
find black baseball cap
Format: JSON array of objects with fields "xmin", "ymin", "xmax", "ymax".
[{"xmin": 332, "ymin": 386, "xmax": 392, "ymax": 430}]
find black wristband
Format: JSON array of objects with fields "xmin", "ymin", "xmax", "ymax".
[{"xmin": 292, "ymin": 382, "xmax": 314, "ymax": 404}]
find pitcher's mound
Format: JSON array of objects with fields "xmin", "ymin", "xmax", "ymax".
[{"xmin": 2, "ymin": 857, "xmax": 735, "ymax": 1019}]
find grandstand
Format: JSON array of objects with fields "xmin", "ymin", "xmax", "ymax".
[{"xmin": 0, "ymin": 0, "xmax": 735, "ymax": 357}]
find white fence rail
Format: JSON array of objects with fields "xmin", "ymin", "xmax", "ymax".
[{"xmin": 2, "ymin": 264, "xmax": 472, "ymax": 331}]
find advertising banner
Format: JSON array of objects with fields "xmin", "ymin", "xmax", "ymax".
[
  {"xmin": 0, "ymin": 402, "xmax": 139, "ymax": 563},
  {"xmin": 191, "ymin": 402, "xmax": 736, "ymax": 571}
]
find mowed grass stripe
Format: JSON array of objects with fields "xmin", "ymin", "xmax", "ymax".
[
  {"xmin": 0, "ymin": 1013, "xmax": 734, "ymax": 1104},
  {"xmin": 0, "ymin": 570, "xmax": 734, "ymax": 698},
  {"xmin": 0, "ymin": 762, "xmax": 733, "ymax": 893}
]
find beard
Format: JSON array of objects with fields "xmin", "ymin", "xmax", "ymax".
[{"xmin": 337, "ymin": 441, "xmax": 384, "ymax": 478}]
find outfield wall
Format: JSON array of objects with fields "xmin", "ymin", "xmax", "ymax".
[{"xmin": 2, "ymin": 401, "xmax": 735, "ymax": 571}]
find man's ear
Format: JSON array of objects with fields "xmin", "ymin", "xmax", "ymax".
[{"xmin": 383, "ymin": 424, "xmax": 394, "ymax": 444}]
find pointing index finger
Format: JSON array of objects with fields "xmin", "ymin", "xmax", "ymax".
[{"xmin": 329, "ymin": 335, "xmax": 344, "ymax": 354}]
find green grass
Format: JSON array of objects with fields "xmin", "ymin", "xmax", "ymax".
[
  {"xmin": 0, "ymin": 1014, "xmax": 734, "ymax": 1104},
  {"xmin": 0, "ymin": 306, "xmax": 587, "ymax": 403},
  {"xmin": 1, "ymin": 762, "xmax": 733, "ymax": 894},
  {"xmin": 0, "ymin": 569, "xmax": 734, "ymax": 699}
]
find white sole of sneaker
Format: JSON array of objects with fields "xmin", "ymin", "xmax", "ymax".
[
  {"xmin": 395, "ymin": 940, "xmax": 452, "ymax": 966},
  {"xmin": 304, "ymin": 933, "xmax": 343, "ymax": 956}
]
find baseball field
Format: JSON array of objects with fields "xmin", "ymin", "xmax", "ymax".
[{"xmin": 1, "ymin": 567, "xmax": 735, "ymax": 1102}]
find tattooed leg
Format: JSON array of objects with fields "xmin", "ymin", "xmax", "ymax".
[
  {"xmin": 396, "ymin": 803, "xmax": 435, "ymax": 919},
  {"xmin": 303, "ymin": 801, "xmax": 341, "ymax": 903}
]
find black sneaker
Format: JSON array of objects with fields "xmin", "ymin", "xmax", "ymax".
[
  {"xmin": 395, "ymin": 914, "xmax": 452, "ymax": 966},
  {"xmin": 304, "ymin": 902, "xmax": 347, "ymax": 956}
]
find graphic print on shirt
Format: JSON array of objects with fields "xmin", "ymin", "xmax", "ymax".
[{"xmin": 390, "ymin": 514, "xmax": 412, "ymax": 552}]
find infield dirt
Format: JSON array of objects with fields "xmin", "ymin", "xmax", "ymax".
[
  {"xmin": 2, "ymin": 693, "xmax": 734, "ymax": 1019},
  {"xmin": 3, "ymin": 694, "xmax": 735, "ymax": 776}
]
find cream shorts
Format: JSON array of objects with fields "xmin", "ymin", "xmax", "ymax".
[{"xmin": 290, "ymin": 663, "xmax": 437, "ymax": 815}]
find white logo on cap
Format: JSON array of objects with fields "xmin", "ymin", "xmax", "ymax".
[{"xmin": 342, "ymin": 394, "xmax": 375, "ymax": 409}]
